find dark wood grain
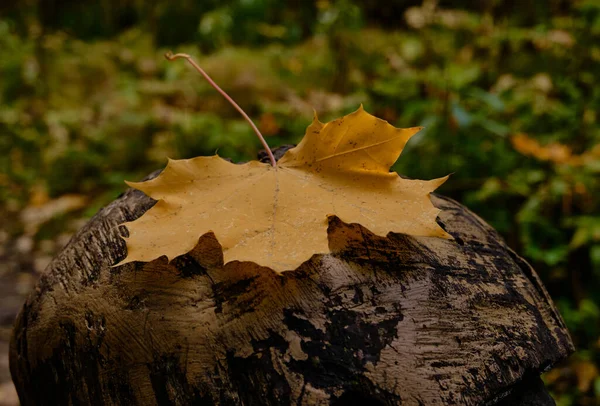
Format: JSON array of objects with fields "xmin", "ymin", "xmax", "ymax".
[{"xmin": 9, "ymin": 169, "xmax": 573, "ymax": 405}]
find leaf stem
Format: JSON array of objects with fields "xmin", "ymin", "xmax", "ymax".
[{"xmin": 165, "ymin": 51, "xmax": 277, "ymax": 167}]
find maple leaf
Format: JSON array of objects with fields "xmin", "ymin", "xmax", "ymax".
[{"xmin": 118, "ymin": 106, "xmax": 451, "ymax": 273}]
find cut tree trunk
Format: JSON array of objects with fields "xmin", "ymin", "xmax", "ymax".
[{"xmin": 10, "ymin": 167, "xmax": 573, "ymax": 405}]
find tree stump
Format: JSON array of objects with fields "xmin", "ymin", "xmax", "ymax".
[{"xmin": 10, "ymin": 167, "xmax": 573, "ymax": 405}]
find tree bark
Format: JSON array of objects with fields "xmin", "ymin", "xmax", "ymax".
[{"xmin": 10, "ymin": 170, "xmax": 573, "ymax": 405}]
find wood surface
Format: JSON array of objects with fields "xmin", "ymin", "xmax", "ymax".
[{"xmin": 10, "ymin": 166, "xmax": 574, "ymax": 405}]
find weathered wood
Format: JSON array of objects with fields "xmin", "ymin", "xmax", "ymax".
[{"xmin": 10, "ymin": 168, "xmax": 573, "ymax": 405}]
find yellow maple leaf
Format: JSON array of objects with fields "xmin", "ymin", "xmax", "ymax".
[{"xmin": 118, "ymin": 106, "xmax": 450, "ymax": 273}]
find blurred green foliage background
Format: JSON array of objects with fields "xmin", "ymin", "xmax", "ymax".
[{"xmin": 1, "ymin": 0, "xmax": 599, "ymax": 404}]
